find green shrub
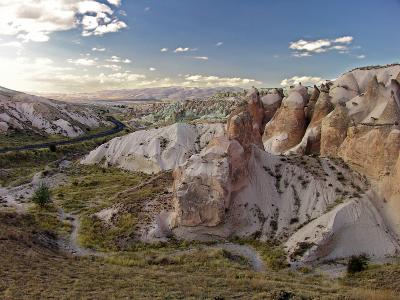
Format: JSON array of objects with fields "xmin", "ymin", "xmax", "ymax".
[
  {"xmin": 32, "ymin": 183, "xmax": 52, "ymax": 208},
  {"xmin": 347, "ymin": 254, "xmax": 368, "ymax": 274}
]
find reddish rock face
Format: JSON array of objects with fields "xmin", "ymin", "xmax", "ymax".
[
  {"xmin": 262, "ymin": 88, "xmax": 307, "ymax": 154},
  {"xmin": 261, "ymin": 89, "xmax": 284, "ymax": 124},
  {"xmin": 320, "ymin": 104, "xmax": 350, "ymax": 157},
  {"xmin": 305, "ymin": 85, "xmax": 320, "ymax": 124},
  {"xmin": 171, "ymin": 87, "xmax": 266, "ymax": 228},
  {"xmin": 227, "ymin": 88, "xmax": 265, "ymax": 150},
  {"xmin": 338, "ymin": 126, "xmax": 400, "ymax": 179}
]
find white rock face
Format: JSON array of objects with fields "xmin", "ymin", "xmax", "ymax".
[
  {"xmin": 285, "ymin": 194, "xmax": 400, "ymax": 264},
  {"xmin": 0, "ymin": 86, "xmax": 106, "ymax": 137},
  {"xmin": 82, "ymin": 122, "xmax": 225, "ymax": 174}
]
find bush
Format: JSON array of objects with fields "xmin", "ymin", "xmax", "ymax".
[
  {"xmin": 347, "ymin": 254, "xmax": 368, "ymax": 274},
  {"xmin": 32, "ymin": 183, "xmax": 52, "ymax": 208},
  {"xmin": 49, "ymin": 144, "xmax": 57, "ymax": 152}
]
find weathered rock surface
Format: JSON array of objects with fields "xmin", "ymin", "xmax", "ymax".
[
  {"xmin": 82, "ymin": 122, "xmax": 225, "ymax": 174},
  {"xmin": 288, "ymin": 91, "xmax": 334, "ymax": 155},
  {"xmin": 261, "ymin": 88, "xmax": 283, "ymax": 123},
  {"xmin": 263, "ymin": 86, "xmax": 307, "ymax": 154},
  {"xmin": 171, "ymin": 88, "xmax": 264, "ymax": 228},
  {"xmin": 320, "ymin": 104, "xmax": 350, "ymax": 157}
]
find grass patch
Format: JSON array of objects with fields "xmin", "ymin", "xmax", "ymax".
[
  {"xmin": 78, "ymin": 212, "xmax": 138, "ymax": 251},
  {"xmin": 232, "ymin": 238, "xmax": 288, "ymax": 270},
  {"xmin": 28, "ymin": 205, "xmax": 71, "ymax": 237},
  {"xmin": 53, "ymin": 164, "xmax": 150, "ymax": 214}
]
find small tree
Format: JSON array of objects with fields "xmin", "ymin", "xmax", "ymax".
[
  {"xmin": 49, "ymin": 144, "xmax": 57, "ymax": 152},
  {"xmin": 347, "ymin": 254, "xmax": 368, "ymax": 274},
  {"xmin": 32, "ymin": 183, "xmax": 52, "ymax": 208}
]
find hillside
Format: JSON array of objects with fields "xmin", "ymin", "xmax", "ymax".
[{"xmin": 0, "ymin": 86, "xmax": 108, "ymax": 137}]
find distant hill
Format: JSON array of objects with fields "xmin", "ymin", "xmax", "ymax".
[
  {"xmin": 41, "ymin": 87, "xmax": 243, "ymax": 103},
  {"xmin": 0, "ymin": 86, "xmax": 107, "ymax": 137}
]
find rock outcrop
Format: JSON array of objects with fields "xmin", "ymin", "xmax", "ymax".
[
  {"xmin": 261, "ymin": 88, "xmax": 283, "ymax": 123},
  {"xmin": 171, "ymin": 88, "xmax": 264, "ymax": 228},
  {"xmin": 82, "ymin": 122, "xmax": 225, "ymax": 174},
  {"xmin": 320, "ymin": 104, "xmax": 350, "ymax": 157},
  {"xmin": 263, "ymin": 86, "xmax": 307, "ymax": 154},
  {"xmin": 288, "ymin": 90, "xmax": 334, "ymax": 155}
]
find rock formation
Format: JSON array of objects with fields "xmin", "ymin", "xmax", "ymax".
[
  {"xmin": 261, "ymin": 88, "xmax": 284, "ymax": 123},
  {"xmin": 171, "ymin": 88, "xmax": 265, "ymax": 228},
  {"xmin": 82, "ymin": 122, "xmax": 225, "ymax": 174},
  {"xmin": 82, "ymin": 64, "xmax": 400, "ymax": 266},
  {"xmin": 320, "ymin": 104, "xmax": 350, "ymax": 157},
  {"xmin": 263, "ymin": 86, "xmax": 307, "ymax": 154},
  {"xmin": 288, "ymin": 90, "xmax": 334, "ymax": 155}
]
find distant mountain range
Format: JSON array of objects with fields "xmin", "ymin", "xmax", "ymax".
[{"xmin": 41, "ymin": 87, "xmax": 243, "ymax": 103}]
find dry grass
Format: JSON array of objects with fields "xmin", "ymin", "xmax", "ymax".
[
  {"xmin": 351, "ymin": 289, "xmax": 399, "ymax": 300},
  {"xmin": 0, "ymin": 211, "xmax": 362, "ymax": 300}
]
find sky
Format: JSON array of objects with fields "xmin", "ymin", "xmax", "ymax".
[{"xmin": 0, "ymin": 0, "xmax": 399, "ymax": 93}]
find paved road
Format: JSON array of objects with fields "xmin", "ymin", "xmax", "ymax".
[{"xmin": 0, "ymin": 117, "xmax": 126, "ymax": 154}]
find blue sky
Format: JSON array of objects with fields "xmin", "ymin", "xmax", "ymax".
[{"xmin": 0, "ymin": 0, "xmax": 399, "ymax": 92}]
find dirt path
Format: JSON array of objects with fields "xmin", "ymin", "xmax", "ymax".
[
  {"xmin": 58, "ymin": 209, "xmax": 106, "ymax": 257},
  {"xmin": 213, "ymin": 243, "xmax": 265, "ymax": 272}
]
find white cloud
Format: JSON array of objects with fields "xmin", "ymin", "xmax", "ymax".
[
  {"xmin": 357, "ymin": 54, "xmax": 366, "ymax": 59},
  {"xmin": 107, "ymin": 0, "xmax": 121, "ymax": 7},
  {"xmin": 289, "ymin": 36, "xmax": 354, "ymax": 57},
  {"xmin": 280, "ymin": 76, "xmax": 324, "ymax": 87},
  {"xmin": 106, "ymin": 55, "xmax": 131, "ymax": 64},
  {"xmin": 149, "ymin": 67, "xmax": 156, "ymax": 71},
  {"xmin": 0, "ymin": 41, "xmax": 23, "ymax": 48},
  {"xmin": 0, "ymin": 0, "xmax": 127, "ymax": 42},
  {"xmin": 194, "ymin": 56, "xmax": 209, "ymax": 60},
  {"xmin": 216, "ymin": 42, "xmax": 223, "ymax": 47},
  {"xmin": 67, "ymin": 58, "xmax": 97, "ymax": 66},
  {"xmin": 174, "ymin": 47, "xmax": 190, "ymax": 53},
  {"xmin": 174, "ymin": 47, "xmax": 197, "ymax": 53},
  {"xmin": 183, "ymin": 74, "xmax": 261, "ymax": 87},
  {"xmin": 334, "ymin": 36, "xmax": 354, "ymax": 44},
  {"xmin": 161, "ymin": 48, "xmax": 168, "ymax": 52},
  {"xmin": 92, "ymin": 47, "xmax": 106, "ymax": 52},
  {"xmin": 144, "ymin": 7, "xmax": 151, "ymax": 12}
]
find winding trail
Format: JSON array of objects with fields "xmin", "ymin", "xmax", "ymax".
[
  {"xmin": 214, "ymin": 243, "xmax": 265, "ymax": 271},
  {"xmin": 58, "ymin": 209, "xmax": 106, "ymax": 257},
  {"xmin": 0, "ymin": 116, "xmax": 125, "ymax": 154}
]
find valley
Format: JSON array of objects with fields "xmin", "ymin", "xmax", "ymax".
[{"xmin": 1, "ymin": 64, "xmax": 400, "ymax": 299}]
